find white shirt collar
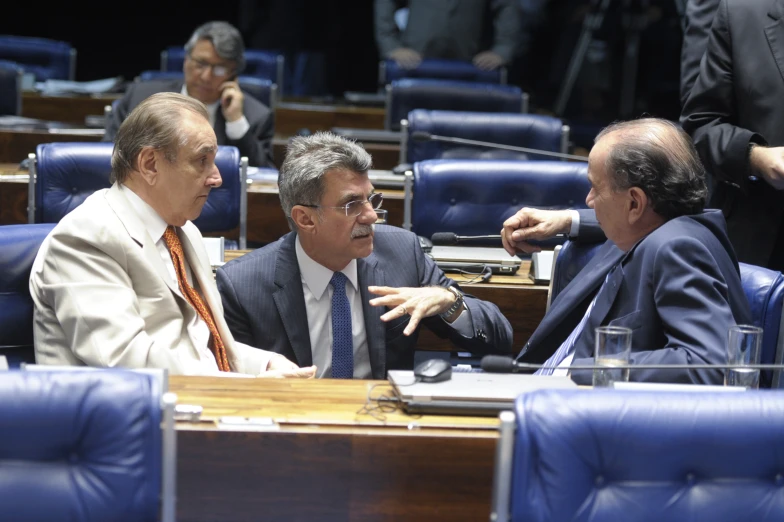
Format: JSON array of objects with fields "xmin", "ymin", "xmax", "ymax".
[
  {"xmin": 181, "ymin": 84, "xmax": 219, "ymax": 123},
  {"xmin": 295, "ymin": 235, "xmax": 358, "ymax": 300},
  {"xmin": 120, "ymin": 184, "xmax": 169, "ymax": 243}
]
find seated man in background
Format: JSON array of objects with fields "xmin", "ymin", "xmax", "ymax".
[
  {"xmin": 103, "ymin": 21, "xmax": 275, "ymax": 168},
  {"xmin": 500, "ymin": 118, "xmax": 751, "ymax": 385},
  {"xmin": 217, "ymin": 132, "xmax": 513, "ymax": 379},
  {"xmin": 31, "ymin": 93, "xmax": 313, "ymax": 378}
]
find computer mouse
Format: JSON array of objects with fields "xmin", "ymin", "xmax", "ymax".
[{"xmin": 413, "ymin": 358, "xmax": 453, "ymax": 383}]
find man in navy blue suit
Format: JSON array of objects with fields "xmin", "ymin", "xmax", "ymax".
[
  {"xmin": 217, "ymin": 132, "xmax": 512, "ymax": 379},
  {"xmin": 501, "ymin": 118, "xmax": 751, "ymax": 385}
]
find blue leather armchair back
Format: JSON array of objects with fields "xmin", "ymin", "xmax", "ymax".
[
  {"xmin": 0, "ymin": 35, "xmax": 74, "ymax": 80},
  {"xmin": 0, "ymin": 370, "xmax": 163, "ymax": 521},
  {"xmin": 0, "ymin": 223, "xmax": 55, "ymax": 367},
  {"xmin": 34, "ymin": 142, "xmax": 242, "ymax": 232},
  {"xmin": 500, "ymin": 389, "xmax": 784, "ymax": 522},
  {"xmin": 0, "ymin": 59, "xmax": 22, "ymax": 116},
  {"xmin": 163, "ymin": 46, "xmax": 283, "ymax": 87},
  {"xmin": 411, "ymin": 160, "xmax": 590, "ymax": 241},
  {"xmin": 380, "ymin": 58, "xmax": 505, "ymax": 85},
  {"xmin": 137, "ymin": 71, "xmax": 277, "ymax": 108},
  {"xmin": 739, "ymin": 262, "xmax": 784, "ymax": 387},
  {"xmin": 386, "ymin": 78, "xmax": 525, "ymax": 131},
  {"xmin": 405, "ymin": 109, "xmax": 566, "ymax": 163}
]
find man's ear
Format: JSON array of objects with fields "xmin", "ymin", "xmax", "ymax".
[
  {"xmin": 136, "ymin": 147, "xmax": 159, "ymax": 186},
  {"xmin": 291, "ymin": 206, "xmax": 318, "ymax": 233},
  {"xmin": 627, "ymin": 187, "xmax": 649, "ymax": 225}
]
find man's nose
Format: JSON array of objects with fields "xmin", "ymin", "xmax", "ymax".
[
  {"xmin": 357, "ymin": 202, "xmax": 377, "ymax": 223},
  {"xmin": 207, "ymin": 166, "xmax": 222, "ymax": 187}
]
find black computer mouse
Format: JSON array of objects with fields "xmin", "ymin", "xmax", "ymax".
[{"xmin": 413, "ymin": 358, "xmax": 453, "ymax": 383}]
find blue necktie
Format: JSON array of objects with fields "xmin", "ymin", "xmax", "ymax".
[
  {"xmin": 330, "ymin": 271, "xmax": 354, "ymax": 379},
  {"xmin": 536, "ymin": 268, "xmax": 615, "ymax": 376}
]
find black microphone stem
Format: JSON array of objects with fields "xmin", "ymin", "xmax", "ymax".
[{"xmin": 429, "ymin": 134, "xmax": 589, "ymax": 162}]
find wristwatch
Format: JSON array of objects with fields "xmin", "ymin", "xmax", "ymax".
[{"xmin": 440, "ymin": 286, "xmax": 465, "ymax": 321}]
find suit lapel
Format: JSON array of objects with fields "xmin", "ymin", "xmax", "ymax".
[
  {"xmin": 571, "ymin": 264, "xmax": 626, "ymax": 360},
  {"xmin": 527, "ymin": 243, "xmax": 622, "ymax": 349},
  {"xmin": 272, "ymin": 234, "xmax": 313, "ymax": 367},
  {"xmin": 213, "ymin": 110, "xmax": 228, "ymax": 144},
  {"xmin": 764, "ymin": 1, "xmax": 784, "ymax": 84},
  {"xmin": 104, "ymin": 184, "xmax": 184, "ymax": 300},
  {"xmin": 358, "ymin": 253, "xmax": 386, "ymax": 379}
]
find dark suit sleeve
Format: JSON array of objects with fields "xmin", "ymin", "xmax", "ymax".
[
  {"xmin": 374, "ymin": 0, "xmax": 403, "ymax": 58},
  {"xmin": 102, "ymin": 87, "xmax": 135, "ymax": 142},
  {"xmin": 575, "ymin": 209, "xmax": 607, "ymax": 243},
  {"xmin": 216, "ymin": 266, "xmax": 257, "ymax": 346},
  {"xmin": 680, "ymin": 0, "xmax": 766, "ymax": 191},
  {"xmin": 572, "ymin": 236, "xmax": 733, "ymax": 385},
  {"xmin": 415, "ymin": 236, "xmax": 514, "ymax": 354},
  {"xmin": 489, "ymin": 0, "xmax": 520, "ymax": 63},
  {"xmin": 680, "ymin": 0, "xmax": 721, "ymax": 105},
  {"xmin": 226, "ymin": 107, "xmax": 275, "ymax": 168}
]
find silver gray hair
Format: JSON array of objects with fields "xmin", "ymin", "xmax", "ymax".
[
  {"xmin": 184, "ymin": 21, "xmax": 245, "ymax": 75},
  {"xmin": 111, "ymin": 92, "xmax": 209, "ymax": 184},
  {"xmin": 279, "ymin": 132, "xmax": 373, "ymax": 230}
]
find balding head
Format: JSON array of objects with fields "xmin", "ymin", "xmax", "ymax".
[{"xmin": 594, "ymin": 118, "xmax": 707, "ymax": 220}]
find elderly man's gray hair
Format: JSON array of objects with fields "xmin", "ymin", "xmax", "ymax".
[{"xmin": 185, "ymin": 21, "xmax": 246, "ymax": 75}]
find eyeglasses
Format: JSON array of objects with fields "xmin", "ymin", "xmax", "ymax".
[
  {"xmin": 298, "ymin": 193, "xmax": 384, "ymax": 217},
  {"xmin": 187, "ymin": 54, "xmax": 233, "ymax": 78}
]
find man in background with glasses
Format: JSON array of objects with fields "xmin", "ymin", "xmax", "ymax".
[
  {"xmin": 216, "ymin": 132, "xmax": 512, "ymax": 379},
  {"xmin": 104, "ymin": 21, "xmax": 275, "ymax": 168}
]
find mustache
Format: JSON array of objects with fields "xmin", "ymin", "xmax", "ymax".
[{"xmin": 351, "ymin": 224, "xmax": 374, "ymax": 238}]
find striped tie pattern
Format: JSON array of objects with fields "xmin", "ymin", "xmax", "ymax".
[
  {"xmin": 163, "ymin": 226, "xmax": 231, "ymax": 372},
  {"xmin": 330, "ymin": 271, "xmax": 354, "ymax": 379},
  {"xmin": 536, "ymin": 269, "xmax": 613, "ymax": 376}
]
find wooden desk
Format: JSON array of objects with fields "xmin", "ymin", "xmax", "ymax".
[
  {"xmin": 21, "ymin": 92, "xmax": 119, "ymax": 126},
  {"xmin": 171, "ymin": 375, "xmax": 498, "ymax": 522}
]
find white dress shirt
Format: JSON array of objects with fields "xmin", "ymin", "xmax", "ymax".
[
  {"xmin": 121, "ymin": 185, "xmax": 221, "ymax": 374},
  {"xmin": 182, "ymin": 85, "xmax": 250, "ymax": 139},
  {"xmin": 295, "ymin": 236, "xmax": 372, "ymax": 379}
]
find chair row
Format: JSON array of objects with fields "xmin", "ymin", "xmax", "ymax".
[{"xmin": 0, "ymin": 367, "xmax": 176, "ymax": 521}]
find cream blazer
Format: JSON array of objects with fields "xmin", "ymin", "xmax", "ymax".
[{"xmin": 30, "ymin": 183, "xmax": 271, "ymax": 375}]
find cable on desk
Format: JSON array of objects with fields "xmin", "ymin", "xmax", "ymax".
[{"xmin": 356, "ymin": 382, "xmax": 406, "ymax": 421}]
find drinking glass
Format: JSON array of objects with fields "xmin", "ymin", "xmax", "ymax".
[
  {"xmin": 725, "ymin": 324, "xmax": 763, "ymax": 389},
  {"xmin": 374, "ymin": 209, "xmax": 388, "ymax": 224},
  {"xmin": 593, "ymin": 326, "xmax": 632, "ymax": 387}
]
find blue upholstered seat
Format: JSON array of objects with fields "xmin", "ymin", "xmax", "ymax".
[
  {"xmin": 379, "ymin": 58, "xmax": 506, "ymax": 86},
  {"xmin": 29, "ymin": 142, "xmax": 249, "ymax": 248},
  {"xmin": 548, "ymin": 239, "xmax": 784, "ymax": 388},
  {"xmin": 405, "ymin": 160, "xmax": 590, "ymax": 242},
  {"xmin": 401, "ymin": 109, "xmax": 568, "ymax": 164},
  {"xmin": 385, "ymin": 78, "xmax": 527, "ymax": 131},
  {"xmin": 491, "ymin": 389, "xmax": 784, "ymax": 522},
  {"xmin": 0, "ymin": 35, "xmax": 75, "ymax": 81},
  {"xmin": 0, "ymin": 59, "xmax": 22, "ymax": 116},
  {"xmin": 161, "ymin": 46, "xmax": 285, "ymax": 93},
  {"xmin": 0, "ymin": 370, "xmax": 176, "ymax": 521},
  {"xmin": 0, "ymin": 223, "xmax": 55, "ymax": 367},
  {"xmin": 136, "ymin": 71, "xmax": 278, "ymax": 109}
]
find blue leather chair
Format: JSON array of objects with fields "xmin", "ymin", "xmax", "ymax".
[
  {"xmin": 0, "ymin": 59, "xmax": 22, "ymax": 116},
  {"xmin": 161, "ymin": 46, "xmax": 285, "ymax": 94},
  {"xmin": 0, "ymin": 370, "xmax": 176, "ymax": 521},
  {"xmin": 379, "ymin": 58, "xmax": 507, "ymax": 86},
  {"xmin": 548, "ymin": 239, "xmax": 784, "ymax": 387},
  {"xmin": 401, "ymin": 109, "xmax": 569, "ymax": 164},
  {"xmin": 492, "ymin": 389, "xmax": 784, "ymax": 522},
  {"xmin": 385, "ymin": 78, "xmax": 528, "ymax": 131},
  {"xmin": 0, "ymin": 224, "xmax": 55, "ymax": 367},
  {"xmin": 0, "ymin": 35, "xmax": 75, "ymax": 80},
  {"xmin": 29, "ymin": 142, "xmax": 249, "ymax": 248},
  {"xmin": 404, "ymin": 160, "xmax": 590, "ymax": 242},
  {"xmin": 135, "ymin": 71, "xmax": 278, "ymax": 109}
]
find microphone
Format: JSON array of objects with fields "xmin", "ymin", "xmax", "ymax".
[
  {"xmin": 431, "ymin": 232, "xmax": 565, "ymax": 247},
  {"xmin": 481, "ymin": 355, "xmax": 784, "ymax": 373},
  {"xmin": 431, "ymin": 232, "xmax": 502, "ymax": 246},
  {"xmin": 409, "ymin": 131, "xmax": 589, "ymax": 162}
]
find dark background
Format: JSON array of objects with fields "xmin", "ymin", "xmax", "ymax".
[{"xmin": 0, "ymin": 0, "xmax": 686, "ymax": 127}]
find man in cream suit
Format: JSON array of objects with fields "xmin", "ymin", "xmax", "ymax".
[{"xmin": 30, "ymin": 92, "xmax": 314, "ymax": 377}]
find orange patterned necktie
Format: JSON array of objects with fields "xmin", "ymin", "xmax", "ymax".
[{"xmin": 163, "ymin": 226, "xmax": 231, "ymax": 372}]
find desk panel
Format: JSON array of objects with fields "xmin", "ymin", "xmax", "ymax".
[{"xmin": 172, "ymin": 376, "xmax": 496, "ymax": 522}]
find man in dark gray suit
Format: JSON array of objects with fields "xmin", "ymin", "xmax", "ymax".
[
  {"xmin": 216, "ymin": 132, "xmax": 513, "ymax": 379},
  {"xmin": 103, "ymin": 21, "xmax": 274, "ymax": 168}
]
